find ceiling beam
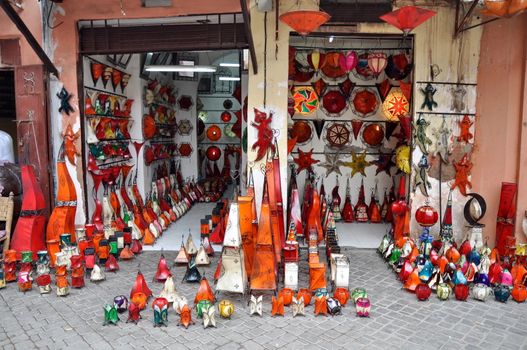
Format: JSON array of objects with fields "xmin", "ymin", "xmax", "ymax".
[
  {"xmin": 240, "ymin": 0, "xmax": 258, "ymax": 75},
  {"xmin": 0, "ymin": 0, "xmax": 59, "ymax": 78}
]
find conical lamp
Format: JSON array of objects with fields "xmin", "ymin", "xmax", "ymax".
[{"xmin": 279, "ymin": 10, "xmax": 331, "ymax": 36}]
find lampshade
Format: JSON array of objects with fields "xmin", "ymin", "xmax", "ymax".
[
  {"xmin": 379, "ymin": 6, "xmax": 436, "ymax": 35},
  {"xmin": 280, "ymin": 10, "xmax": 331, "ymax": 36},
  {"xmin": 483, "ymin": 0, "xmax": 527, "ymax": 17}
]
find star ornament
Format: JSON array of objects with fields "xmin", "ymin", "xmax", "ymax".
[
  {"xmin": 344, "ymin": 152, "xmax": 371, "ymax": 178},
  {"xmin": 318, "ymin": 153, "xmax": 344, "ymax": 177},
  {"xmin": 294, "ymin": 148, "xmax": 320, "ymax": 174},
  {"xmin": 374, "ymin": 153, "xmax": 395, "ymax": 176}
]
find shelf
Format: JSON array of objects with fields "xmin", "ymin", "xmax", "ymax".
[
  {"xmin": 292, "ymin": 117, "xmax": 399, "ymax": 123},
  {"xmin": 84, "ymin": 86, "xmax": 127, "ymax": 99},
  {"xmin": 199, "ymin": 142, "xmax": 240, "ymax": 146},
  {"xmin": 91, "ymin": 138, "xmax": 132, "ymax": 142},
  {"xmin": 199, "ymin": 109, "xmax": 241, "ymax": 112},
  {"xmin": 85, "ymin": 114, "xmax": 132, "ymax": 120}
]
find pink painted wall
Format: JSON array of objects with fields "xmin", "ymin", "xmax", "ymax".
[
  {"xmin": 472, "ymin": 14, "xmax": 527, "ymax": 245},
  {"xmin": 0, "ymin": 2, "xmax": 42, "ymax": 65}
]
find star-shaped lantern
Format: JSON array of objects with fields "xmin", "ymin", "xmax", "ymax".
[
  {"xmin": 294, "ymin": 148, "xmax": 319, "ymax": 174},
  {"xmin": 318, "ymin": 152, "xmax": 344, "ymax": 177},
  {"xmin": 344, "ymin": 152, "xmax": 371, "ymax": 178},
  {"xmin": 374, "ymin": 153, "xmax": 395, "ymax": 176}
]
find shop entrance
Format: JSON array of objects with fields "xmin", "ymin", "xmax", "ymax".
[{"xmin": 78, "ymin": 15, "xmax": 249, "ymax": 250}]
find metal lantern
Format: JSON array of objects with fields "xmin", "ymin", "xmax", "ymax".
[{"xmin": 415, "ymin": 205, "xmax": 439, "ymax": 227}]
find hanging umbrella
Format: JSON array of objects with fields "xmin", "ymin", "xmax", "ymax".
[{"xmin": 379, "ymin": 6, "xmax": 437, "ymax": 35}]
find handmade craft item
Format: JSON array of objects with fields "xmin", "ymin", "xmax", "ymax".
[
  {"xmin": 251, "ymin": 108, "xmax": 275, "ymax": 162},
  {"xmin": 103, "ymin": 304, "xmax": 119, "ymax": 326},
  {"xmin": 130, "ymin": 270, "xmax": 153, "ymax": 310},
  {"xmin": 318, "ymin": 153, "xmax": 344, "ymax": 177},
  {"xmin": 178, "ymin": 304, "xmax": 194, "ymax": 328},
  {"xmin": 325, "ymin": 123, "xmax": 350, "ymax": 149},
  {"xmin": 351, "ymin": 89, "xmax": 378, "ymax": 117},
  {"xmin": 420, "ymin": 83, "xmax": 438, "ymax": 111},
  {"xmin": 457, "ymin": 115, "xmax": 474, "ymax": 143},
  {"xmin": 385, "ymin": 54, "xmax": 413, "ymax": 80},
  {"xmin": 294, "ymin": 148, "xmax": 319, "ymax": 174},
  {"xmin": 351, "ymin": 119, "xmax": 363, "ymax": 140},
  {"xmin": 344, "ymin": 152, "xmax": 371, "ymax": 178},
  {"xmin": 314, "ymin": 296, "xmax": 328, "ymax": 316},
  {"xmin": 413, "ymin": 155, "xmax": 432, "ymax": 197},
  {"xmin": 202, "ymin": 306, "xmax": 216, "ymax": 328},
  {"xmin": 379, "ymin": 6, "xmax": 436, "ymax": 35},
  {"xmin": 367, "ymin": 52, "xmax": 388, "ymax": 76},
  {"xmin": 57, "ymin": 87, "xmax": 74, "ymax": 115},
  {"xmin": 293, "ymin": 87, "xmax": 319, "ymax": 115},
  {"xmin": 249, "ymin": 295, "xmax": 263, "ymax": 316},
  {"xmin": 395, "ymin": 145, "xmax": 411, "ymax": 174},
  {"xmin": 355, "ymin": 297, "xmax": 371, "ymax": 317},
  {"xmin": 414, "ymin": 115, "xmax": 433, "ymax": 154},
  {"xmin": 451, "ymin": 154, "xmax": 473, "ymax": 196},
  {"xmin": 362, "ymin": 123, "xmax": 385, "ymax": 148},
  {"xmin": 321, "ymin": 90, "xmax": 348, "ymax": 117},
  {"xmin": 271, "ymin": 296, "xmax": 285, "ymax": 317},
  {"xmin": 321, "ymin": 52, "xmax": 346, "ymax": 79},
  {"xmin": 206, "ymin": 125, "xmax": 222, "ymax": 141},
  {"xmin": 382, "ymin": 87, "xmax": 410, "ymax": 121},
  {"xmin": 290, "ymin": 121, "xmax": 313, "ymax": 144},
  {"xmin": 340, "ymin": 51, "xmax": 358, "ymax": 72},
  {"xmin": 354, "ymin": 53, "xmax": 374, "ymax": 80},
  {"xmin": 178, "ymin": 95, "xmax": 193, "ymax": 110}
]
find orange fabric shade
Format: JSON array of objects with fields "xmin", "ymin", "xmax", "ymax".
[
  {"xmin": 380, "ymin": 6, "xmax": 436, "ymax": 34},
  {"xmin": 279, "ymin": 10, "xmax": 331, "ymax": 36}
]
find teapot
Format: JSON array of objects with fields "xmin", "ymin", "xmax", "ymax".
[{"xmin": 472, "ymin": 283, "xmax": 491, "ymax": 301}]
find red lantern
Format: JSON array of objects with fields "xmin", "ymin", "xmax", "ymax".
[
  {"xmin": 206, "ymin": 125, "xmax": 222, "ymax": 141},
  {"xmin": 333, "ymin": 288, "xmax": 350, "ymax": 306},
  {"xmin": 391, "ymin": 199, "xmax": 407, "ymax": 217},
  {"xmin": 459, "ymin": 238, "xmax": 472, "ymax": 257},
  {"xmin": 489, "ymin": 262, "xmax": 503, "ymax": 284},
  {"xmin": 446, "ymin": 246, "xmax": 461, "ymax": 263},
  {"xmin": 221, "ymin": 111, "xmax": 232, "ymax": 122},
  {"xmin": 415, "ymin": 205, "xmax": 439, "ymax": 227},
  {"xmin": 454, "ymin": 284, "xmax": 470, "ymax": 301},
  {"xmin": 415, "ymin": 283, "xmax": 432, "ymax": 301},
  {"xmin": 206, "ymin": 146, "xmax": 222, "ymax": 162},
  {"xmin": 367, "ymin": 52, "xmax": 388, "ymax": 76},
  {"xmin": 399, "ymin": 260, "xmax": 414, "ymax": 282},
  {"xmin": 279, "ymin": 10, "xmax": 331, "ymax": 36},
  {"xmin": 379, "ymin": 6, "xmax": 437, "ymax": 35}
]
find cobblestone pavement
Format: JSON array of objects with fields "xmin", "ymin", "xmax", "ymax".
[{"xmin": 1, "ymin": 248, "xmax": 527, "ymax": 350}]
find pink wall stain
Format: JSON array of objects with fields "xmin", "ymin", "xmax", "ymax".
[{"xmin": 472, "ymin": 14, "xmax": 527, "ymax": 244}]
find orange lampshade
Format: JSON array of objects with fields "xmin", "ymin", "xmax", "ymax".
[
  {"xmin": 279, "ymin": 10, "xmax": 331, "ymax": 36},
  {"xmin": 380, "ymin": 6, "xmax": 436, "ymax": 35}
]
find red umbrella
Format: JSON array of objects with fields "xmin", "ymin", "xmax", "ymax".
[{"xmin": 380, "ymin": 6, "xmax": 436, "ymax": 35}]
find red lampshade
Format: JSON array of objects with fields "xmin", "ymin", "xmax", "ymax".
[
  {"xmin": 279, "ymin": 10, "xmax": 331, "ymax": 36},
  {"xmin": 379, "ymin": 6, "xmax": 436, "ymax": 35}
]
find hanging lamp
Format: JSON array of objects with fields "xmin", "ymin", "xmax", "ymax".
[
  {"xmin": 379, "ymin": 6, "xmax": 436, "ymax": 35},
  {"xmin": 279, "ymin": 1, "xmax": 331, "ymax": 36}
]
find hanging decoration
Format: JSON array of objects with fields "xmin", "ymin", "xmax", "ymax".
[
  {"xmin": 279, "ymin": 9, "xmax": 331, "ymax": 36},
  {"xmin": 294, "ymin": 148, "xmax": 319, "ymax": 174},
  {"xmin": 367, "ymin": 52, "xmax": 388, "ymax": 77},
  {"xmin": 432, "ymin": 117, "xmax": 451, "ymax": 163},
  {"xmin": 379, "ymin": 6, "xmax": 437, "ymax": 35},
  {"xmin": 57, "ymin": 87, "xmax": 75, "ymax": 115},
  {"xmin": 382, "ymin": 87, "xmax": 410, "ymax": 121},
  {"xmin": 206, "ymin": 125, "xmax": 222, "ymax": 141},
  {"xmin": 376, "ymin": 79, "xmax": 392, "ymax": 102},
  {"xmin": 338, "ymin": 78, "xmax": 355, "ymax": 98},
  {"xmin": 420, "ymin": 83, "xmax": 438, "ymax": 111},
  {"xmin": 205, "ymin": 146, "xmax": 222, "ymax": 162},
  {"xmin": 351, "ymin": 119, "xmax": 363, "ymax": 140},
  {"xmin": 325, "ymin": 122, "xmax": 351, "ymax": 149},
  {"xmin": 251, "ymin": 108, "xmax": 275, "ymax": 162},
  {"xmin": 385, "ymin": 54, "xmax": 413, "ymax": 80},
  {"xmin": 121, "ymin": 73, "xmax": 131, "ymax": 92},
  {"xmin": 339, "ymin": 51, "xmax": 358, "ymax": 72},
  {"xmin": 362, "ymin": 123, "xmax": 385, "ymax": 148},
  {"xmin": 223, "ymin": 99, "xmax": 233, "ymax": 110},
  {"xmin": 413, "ymin": 114, "xmax": 433, "ymax": 154},
  {"xmin": 178, "ymin": 143, "xmax": 193, "ymax": 158},
  {"xmin": 395, "ymin": 145, "xmax": 411, "ymax": 174},
  {"xmin": 318, "ymin": 153, "xmax": 344, "ymax": 177},
  {"xmin": 178, "ymin": 95, "xmax": 193, "ymax": 111},
  {"xmin": 311, "ymin": 79, "xmax": 328, "ymax": 100},
  {"xmin": 413, "ymin": 155, "xmax": 431, "ymax": 197},
  {"xmin": 177, "ymin": 120, "xmax": 193, "ymax": 136},
  {"xmin": 399, "ymin": 81, "xmax": 412, "ymax": 101},
  {"xmin": 354, "ymin": 53, "xmax": 374, "ymax": 80},
  {"xmin": 312, "ymin": 119, "xmax": 326, "ymax": 139},
  {"xmin": 102, "ymin": 66, "xmax": 113, "ymax": 88},
  {"xmin": 344, "ymin": 152, "xmax": 371, "ymax": 178},
  {"xmin": 457, "ymin": 115, "xmax": 474, "ymax": 143},
  {"xmin": 90, "ymin": 62, "xmax": 104, "ymax": 85},
  {"xmin": 483, "ymin": 0, "xmax": 527, "ymax": 18},
  {"xmin": 321, "ymin": 90, "xmax": 348, "ymax": 117},
  {"xmin": 307, "ymin": 49, "xmax": 325, "ymax": 72},
  {"xmin": 321, "ymin": 52, "xmax": 346, "ymax": 79},
  {"xmin": 143, "ymin": 115, "xmax": 157, "ymax": 139},
  {"xmin": 290, "ymin": 121, "xmax": 313, "ymax": 144},
  {"xmin": 385, "ymin": 121, "xmax": 398, "ymax": 140},
  {"xmin": 293, "ymin": 87, "xmax": 318, "ymax": 115},
  {"xmin": 351, "ymin": 89, "xmax": 379, "ymax": 118},
  {"xmin": 450, "ymin": 87, "xmax": 467, "ymax": 112},
  {"xmin": 374, "ymin": 153, "xmax": 395, "ymax": 176},
  {"xmin": 220, "ymin": 111, "xmax": 232, "ymax": 123},
  {"xmin": 451, "ymin": 154, "xmax": 473, "ymax": 196},
  {"xmin": 62, "ymin": 124, "xmax": 80, "ymax": 165}
]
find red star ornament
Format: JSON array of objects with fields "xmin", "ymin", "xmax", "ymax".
[{"xmin": 294, "ymin": 148, "xmax": 320, "ymax": 174}]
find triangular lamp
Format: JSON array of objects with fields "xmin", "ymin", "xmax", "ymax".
[{"xmin": 379, "ymin": 6, "xmax": 436, "ymax": 35}]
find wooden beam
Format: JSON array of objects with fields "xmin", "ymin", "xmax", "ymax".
[
  {"xmin": 0, "ymin": 0, "xmax": 59, "ymax": 78},
  {"xmin": 240, "ymin": 0, "xmax": 258, "ymax": 75}
]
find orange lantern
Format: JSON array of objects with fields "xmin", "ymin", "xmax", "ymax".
[
  {"xmin": 279, "ymin": 10, "xmax": 331, "ymax": 36},
  {"xmin": 206, "ymin": 125, "xmax": 222, "ymax": 141},
  {"xmin": 379, "ymin": 6, "xmax": 437, "ymax": 35}
]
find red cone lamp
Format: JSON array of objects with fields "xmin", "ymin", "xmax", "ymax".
[
  {"xmin": 280, "ymin": 9, "xmax": 331, "ymax": 36},
  {"xmin": 379, "ymin": 6, "xmax": 436, "ymax": 35}
]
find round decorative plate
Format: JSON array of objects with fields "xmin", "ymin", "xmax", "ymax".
[
  {"xmin": 179, "ymin": 143, "xmax": 193, "ymax": 157},
  {"xmin": 206, "ymin": 146, "xmax": 222, "ymax": 161},
  {"xmin": 351, "ymin": 89, "xmax": 379, "ymax": 118},
  {"xmin": 290, "ymin": 121, "xmax": 313, "ymax": 144},
  {"xmin": 325, "ymin": 122, "xmax": 351, "ymax": 148},
  {"xmin": 361, "ymin": 123, "xmax": 385, "ymax": 148},
  {"xmin": 293, "ymin": 87, "xmax": 318, "ymax": 115},
  {"xmin": 223, "ymin": 99, "xmax": 233, "ymax": 110}
]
